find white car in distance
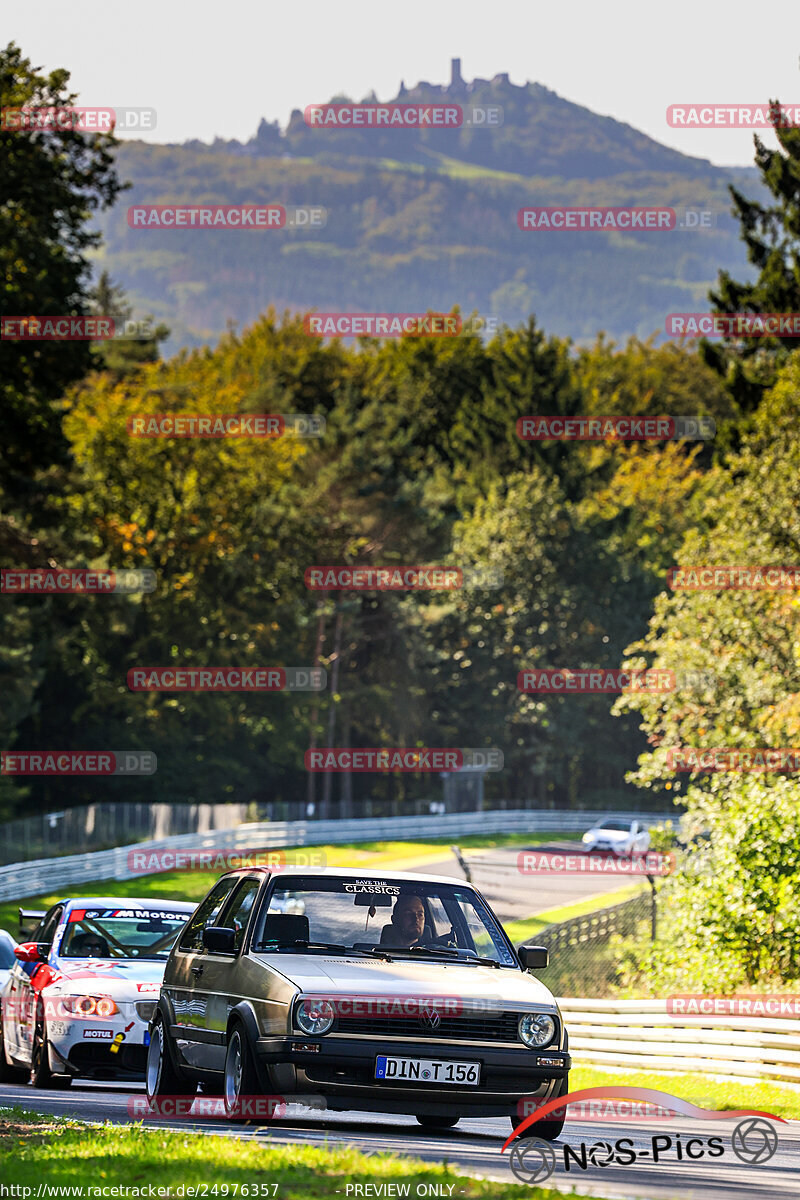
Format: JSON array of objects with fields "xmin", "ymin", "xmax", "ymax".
[{"xmin": 582, "ymin": 819, "xmax": 650, "ymax": 857}]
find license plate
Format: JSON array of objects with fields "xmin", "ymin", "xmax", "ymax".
[{"xmin": 375, "ymin": 1056, "xmax": 480, "ymax": 1086}]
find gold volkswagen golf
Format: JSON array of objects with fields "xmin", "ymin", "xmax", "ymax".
[{"xmin": 147, "ymin": 867, "xmax": 570, "ymax": 1138}]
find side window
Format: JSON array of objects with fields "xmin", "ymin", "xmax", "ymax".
[
  {"xmin": 217, "ymin": 878, "xmax": 261, "ymax": 953},
  {"xmin": 178, "ymin": 878, "xmax": 239, "ymax": 952},
  {"xmin": 424, "ymin": 896, "xmax": 450, "ymax": 939},
  {"xmin": 36, "ymin": 906, "xmax": 63, "ymax": 949},
  {"xmin": 460, "ymin": 903, "xmax": 496, "ymax": 956}
]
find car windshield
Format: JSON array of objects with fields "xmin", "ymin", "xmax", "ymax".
[
  {"xmin": 595, "ymin": 822, "xmax": 631, "ymax": 832},
  {"xmin": 253, "ymin": 876, "xmax": 517, "ymax": 966},
  {"xmin": 0, "ymin": 935, "xmax": 16, "ymax": 969},
  {"xmin": 59, "ymin": 906, "xmax": 190, "ymax": 960}
]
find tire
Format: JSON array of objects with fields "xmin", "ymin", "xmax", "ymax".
[
  {"xmin": 0, "ymin": 1005, "xmax": 28, "ymax": 1083},
  {"xmin": 415, "ymin": 1114, "xmax": 459, "ymax": 1130},
  {"xmin": 30, "ymin": 1000, "xmax": 57, "ymax": 1088},
  {"xmin": 146, "ymin": 1013, "xmax": 197, "ymax": 1116},
  {"xmin": 223, "ymin": 1021, "xmax": 270, "ymax": 1122},
  {"xmin": 510, "ymin": 1076, "xmax": 568, "ymax": 1142}
]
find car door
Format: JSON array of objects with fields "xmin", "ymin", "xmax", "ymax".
[
  {"xmin": 7, "ymin": 905, "xmax": 63, "ymax": 1063},
  {"xmin": 165, "ymin": 876, "xmax": 240, "ymax": 1070},
  {"xmin": 198, "ymin": 875, "xmax": 263, "ymax": 1072}
]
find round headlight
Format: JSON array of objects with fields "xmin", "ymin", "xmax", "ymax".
[
  {"xmin": 296, "ymin": 998, "xmax": 335, "ymax": 1036},
  {"xmin": 518, "ymin": 1012, "xmax": 556, "ymax": 1048}
]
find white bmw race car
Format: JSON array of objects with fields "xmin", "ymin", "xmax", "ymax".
[{"xmin": 0, "ymin": 896, "xmax": 195, "ymax": 1087}]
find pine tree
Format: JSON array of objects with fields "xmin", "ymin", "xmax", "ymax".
[{"xmin": 702, "ymin": 99, "xmax": 800, "ymax": 412}]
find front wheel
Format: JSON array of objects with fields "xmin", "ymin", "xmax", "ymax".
[
  {"xmin": 146, "ymin": 1014, "xmax": 197, "ymax": 1116},
  {"xmin": 510, "ymin": 1077, "xmax": 568, "ymax": 1142},
  {"xmin": 30, "ymin": 1001, "xmax": 56, "ymax": 1088},
  {"xmin": 415, "ymin": 1114, "xmax": 459, "ymax": 1130},
  {"xmin": 0, "ymin": 1005, "xmax": 28, "ymax": 1083},
  {"xmin": 224, "ymin": 1023, "xmax": 272, "ymax": 1122}
]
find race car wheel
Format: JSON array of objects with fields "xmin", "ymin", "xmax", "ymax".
[
  {"xmin": 223, "ymin": 1021, "xmax": 267, "ymax": 1121},
  {"xmin": 510, "ymin": 1076, "xmax": 568, "ymax": 1142},
  {"xmin": 30, "ymin": 1000, "xmax": 57, "ymax": 1088},
  {"xmin": 146, "ymin": 1013, "xmax": 197, "ymax": 1116},
  {"xmin": 415, "ymin": 1114, "xmax": 459, "ymax": 1129},
  {"xmin": 0, "ymin": 1004, "xmax": 28, "ymax": 1083}
]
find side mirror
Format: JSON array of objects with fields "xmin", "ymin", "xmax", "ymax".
[
  {"xmin": 517, "ymin": 944, "xmax": 549, "ymax": 970},
  {"xmin": 202, "ymin": 927, "xmax": 236, "ymax": 954},
  {"xmin": 14, "ymin": 942, "xmax": 46, "ymax": 963}
]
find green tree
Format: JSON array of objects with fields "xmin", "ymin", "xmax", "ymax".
[
  {"xmin": 701, "ymin": 99, "xmax": 800, "ymax": 413},
  {"xmin": 615, "ymin": 355, "xmax": 800, "ymax": 988},
  {"xmin": 0, "ymin": 41, "xmax": 123, "ymax": 488}
]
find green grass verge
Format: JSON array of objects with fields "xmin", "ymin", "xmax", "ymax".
[
  {"xmin": 0, "ymin": 1109, "xmax": 596, "ymax": 1197},
  {"xmin": 0, "ymin": 832, "xmax": 580, "ymax": 935},
  {"xmin": 571, "ymin": 1065, "xmax": 800, "ymax": 1121}
]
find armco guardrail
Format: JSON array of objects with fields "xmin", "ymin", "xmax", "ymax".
[
  {"xmin": 532, "ymin": 896, "xmax": 651, "ymax": 955},
  {"xmin": 0, "ymin": 809, "xmax": 668, "ymax": 903},
  {"xmin": 558, "ymin": 997, "xmax": 800, "ymax": 1084}
]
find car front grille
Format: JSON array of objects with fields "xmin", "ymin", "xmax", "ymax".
[
  {"xmin": 135, "ymin": 1001, "xmax": 157, "ymax": 1022},
  {"xmin": 332, "ymin": 1011, "xmax": 527, "ymax": 1044}
]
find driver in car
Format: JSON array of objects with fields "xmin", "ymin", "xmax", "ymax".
[
  {"xmin": 381, "ymin": 894, "xmax": 427, "ymax": 947},
  {"xmin": 68, "ymin": 932, "xmax": 110, "ymax": 958}
]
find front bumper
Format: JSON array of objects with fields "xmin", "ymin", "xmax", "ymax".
[
  {"xmin": 255, "ymin": 1036, "xmax": 571, "ymax": 1117},
  {"xmin": 47, "ymin": 1005, "xmax": 153, "ymax": 1080}
]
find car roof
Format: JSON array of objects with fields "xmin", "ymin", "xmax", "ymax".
[
  {"xmin": 57, "ymin": 897, "xmax": 196, "ymax": 911},
  {"xmin": 218, "ymin": 866, "xmax": 473, "ymax": 887}
]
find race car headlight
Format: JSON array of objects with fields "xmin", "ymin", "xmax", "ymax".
[
  {"xmin": 61, "ymin": 995, "xmax": 120, "ymax": 1018},
  {"xmin": 295, "ymin": 998, "xmax": 334, "ymax": 1036},
  {"xmin": 518, "ymin": 1012, "xmax": 556, "ymax": 1048},
  {"xmin": 582, "ymin": 833, "xmax": 594, "ymax": 844}
]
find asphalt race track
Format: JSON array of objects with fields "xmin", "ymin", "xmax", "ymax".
[
  {"xmin": 1, "ymin": 1080, "xmax": 797, "ymax": 1200},
  {"xmin": 417, "ymin": 842, "xmax": 650, "ymax": 921}
]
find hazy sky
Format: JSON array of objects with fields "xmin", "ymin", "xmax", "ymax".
[{"xmin": 6, "ymin": 0, "xmax": 800, "ymax": 166}]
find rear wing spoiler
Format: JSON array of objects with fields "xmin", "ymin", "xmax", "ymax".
[{"xmin": 18, "ymin": 908, "xmax": 46, "ymax": 938}]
